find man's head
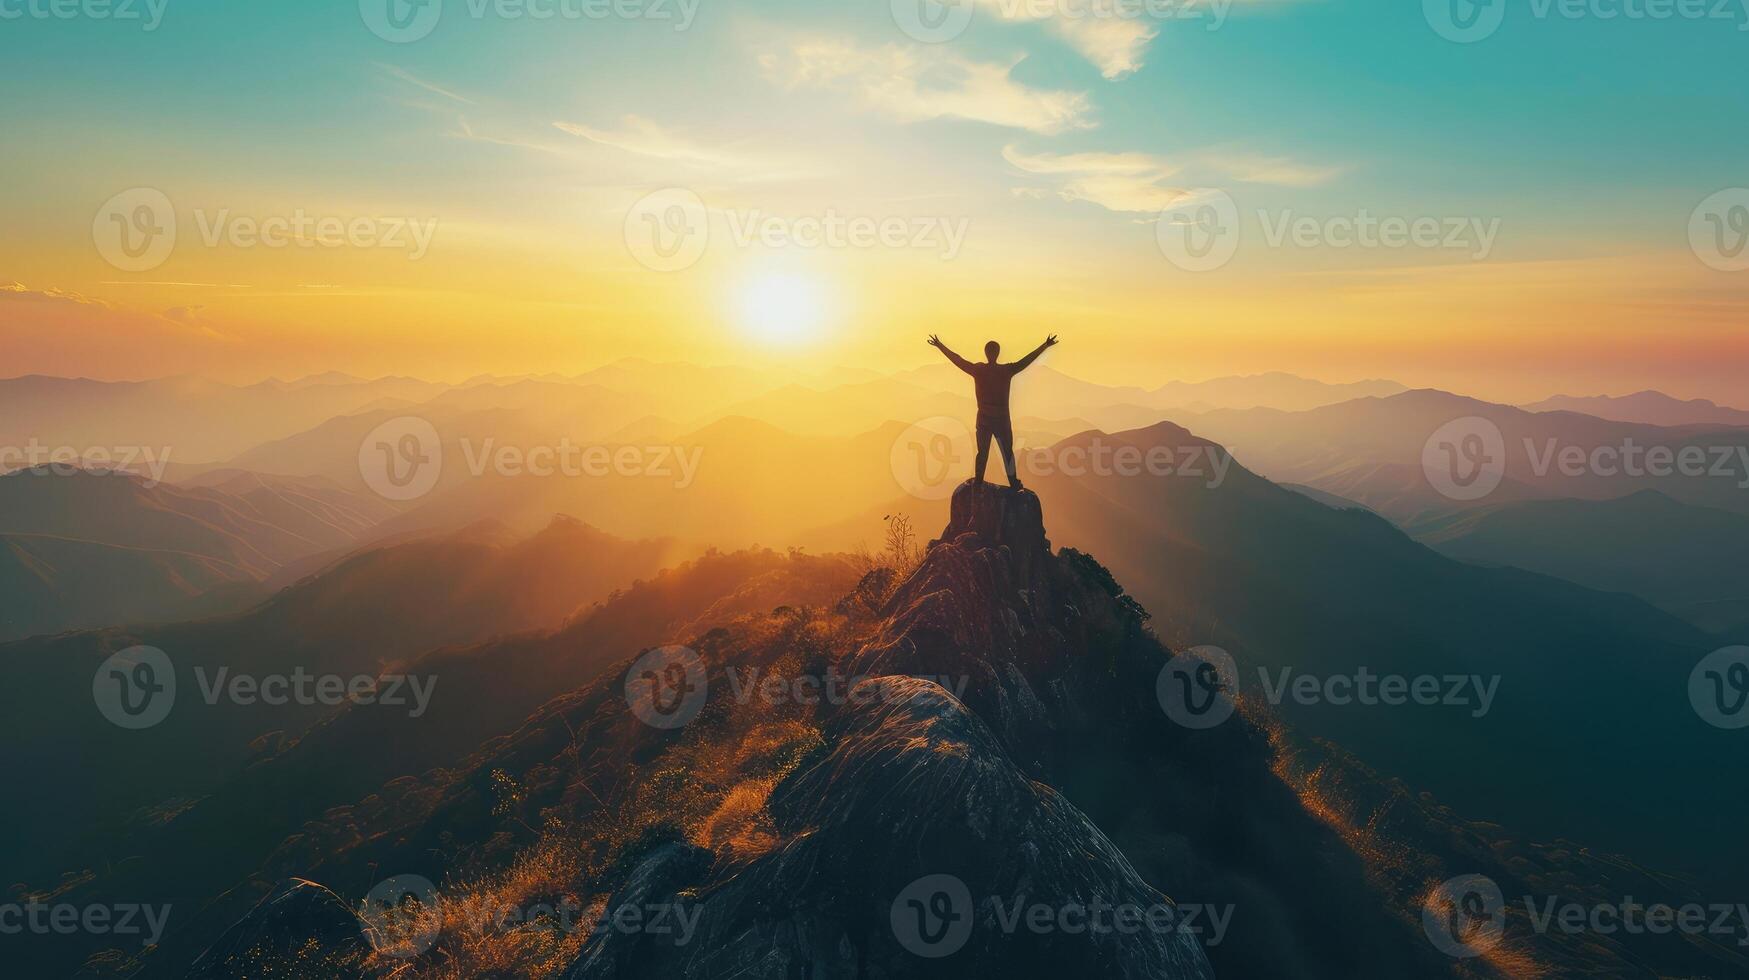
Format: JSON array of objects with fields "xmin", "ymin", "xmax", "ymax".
[{"xmin": 984, "ymin": 340, "xmax": 1000, "ymax": 362}]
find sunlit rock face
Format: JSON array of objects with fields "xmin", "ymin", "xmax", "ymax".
[{"xmin": 567, "ymin": 676, "xmax": 1214, "ymax": 980}]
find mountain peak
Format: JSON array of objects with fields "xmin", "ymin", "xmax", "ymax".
[{"xmin": 939, "ymin": 479, "xmax": 1050, "ymax": 565}]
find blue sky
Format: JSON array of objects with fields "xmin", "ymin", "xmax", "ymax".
[{"xmin": 1, "ymin": 0, "xmax": 1746, "ymax": 399}]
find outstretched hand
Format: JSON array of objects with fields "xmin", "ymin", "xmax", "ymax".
[
  {"xmin": 1044, "ymin": 334, "xmax": 1059, "ymax": 348},
  {"xmin": 927, "ymin": 334, "xmax": 944, "ymax": 349}
]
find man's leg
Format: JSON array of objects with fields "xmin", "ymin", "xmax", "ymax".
[
  {"xmin": 973, "ymin": 424, "xmax": 994, "ymax": 483},
  {"xmin": 995, "ymin": 424, "xmax": 1022, "ymax": 488}
]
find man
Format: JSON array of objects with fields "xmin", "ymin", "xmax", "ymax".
[{"xmin": 927, "ymin": 334, "xmax": 1058, "ymax": 489}]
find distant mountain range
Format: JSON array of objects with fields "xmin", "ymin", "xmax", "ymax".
[
  {"xmin": 895, "ymin": 365, "xmax": 1406, "ymax": 422},
  {"xmin": 0, "ymin": 374, "xmax": 455, "ymax": 463},
  {"xmin": 222, "ymin": 408, "xmax": 939, "ymax": 548},
  {"xmin": 0, "ymin": 365, "xmax": 1405, "ymax": 474},
  {"xmin": 1411, "ymin": 489, "xmax": 1749, "ymax": 633},
  {"xmin": 1170, "ymin": 388, "xmax": 1749, "ymax": 524},
  {"xmin": 1526, "ymin": 390, "xmax": 1749, "ymax": 427},
  {"xmin": 0, "ymin": 468, "xmax": 395, "ymax": 640},
  {"xmin": 12, "ymin": 371, "xmax": 1748, "ymax": 650}
]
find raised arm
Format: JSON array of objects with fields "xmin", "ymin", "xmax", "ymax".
[
  {"xmin": 928, "ymin": 334, "xmax": 975, "ymax": 374},
  {"xmin": 1010, "ymin": 334, "xmax": 1058, "ymax": 373}
]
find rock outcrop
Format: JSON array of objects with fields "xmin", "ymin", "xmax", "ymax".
[
  {"xmin": 567, "ymin": 677, "xmax": 1212, "ymax": 979},
  {"xmin": 560, "ymin": 481, "xmax": 1215, "ymax": 978},
  {"xmin": 852, "ymin": 480, "xmax": 1152, "ymax": 762}
]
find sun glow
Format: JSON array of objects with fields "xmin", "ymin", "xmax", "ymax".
[{"xmin": 735, "ymin": 271, "xmax": 829, "ymax": 346}]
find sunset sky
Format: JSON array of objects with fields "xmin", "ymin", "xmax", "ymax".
[{"xmin": 3, "ymin": 0, "xmax": 1746, "ymax": 403}]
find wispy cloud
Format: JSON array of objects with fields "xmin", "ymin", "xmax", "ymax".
[
  {"xmin": 1, "ymin": 282, "xmax": 113, "ymax": 308},
  {"xmin": 378, "ymin": 63, "xmax": 475, "ymax": 105},
  {"xmin": 1, "ymin": 283, "xmax": 232, "ymax": 341},
  {"xmin": 98, "ymin": 281, "xmax": 253, "ymax": 288},
  {"xmin": 1003, "ymin": 145, "xmax": 1188, "ymax": 212},
  {"xmin": 976, "ymin": 0, "xmax": 1300, "ymax": 79},
  {"xmin": 453, "ymin": 117, "xmax": 566, "ymax": 154},
  {"xmin": 761, "ymin": 38, "xmax": 1093, "ymax": 135},
  {"xmin": 553, "ymin": 115, "xmax": 747, "ymax": 166},
  {"xmin": 976, "ymin": 0, "xmax": 1157, "ymax": 79},
  {"xmin": 1005, "ymin": 143, "xmax": 1345, "ymax": 213},
  {"xmin": 1201, "ymin": 151, "xmax": 1345, "ymax": 187}
]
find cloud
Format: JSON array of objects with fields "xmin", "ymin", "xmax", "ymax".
[
  {"xmin": 1002, "ymin": 145, "xmax": 1189, "ymax": 212},
  {"xmin": 977, "ymin": 0, "xmax": 1157, "ymax": 79},
  {"xmin": 98, "ymin": 281, "xmax": 253, "ymax": 288},
  {"xmin": 155, "ymin": 304, "xmax": 231, "ymax": 339},
  {"xmin": 1203, "ymin": 152, "xmax": 1344, "ymax": 187},
  {"xmin": 379, "ymin": 64, "xmax": 475, "ymax": 105},
  {"xmin": 1005, "ymin": 144, "xmax": 1345, "ymax": 214},
  {"xmin": 0, "ymin": 283, "xmax": 233, "ymax": 350},
  {"xmin": 1053, "ymin": 16, "xmax": 1158, "ymax": 79},
  {"xmin": 553, "ymin": 115, "xmax": 749, "ymax": 166},
  {"xmin": 4, "ymin": 283, "xmax": 230, "ymax": 339},
  {"xmin": 1, "ymin": 282, "xmax": 113, "ymax": 308},
  {"xmin": 447, "ymin": 117, "xmax": 567, "ymax": 155},
  {"xmin": 976, "ymin": 0, "xmax": 1303, "ymax": 79},
  {"xmin": 761, "ymin": 38, "xmax": 1093, "ymax": 135}
]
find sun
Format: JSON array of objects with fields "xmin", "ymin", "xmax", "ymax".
[{"xmin": 735, "ymin": 271, "xmax": 829, "ymax": 346}]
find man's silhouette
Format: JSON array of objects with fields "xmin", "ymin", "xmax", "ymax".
[{"xmin": 928, "ymin": 334, "xmax": 1057, "ymax": 489}]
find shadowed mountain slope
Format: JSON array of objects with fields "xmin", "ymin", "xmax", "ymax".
[
  {"xmin": 0, "ymin": 517, "xmax": 679, "ymax": 893},
  {"xmin": 1029, "ymin": 421, "xmax": 1740, "ymax": 890},
  {"xmin": 0, "ymin": 467, "xmax": 398, "ymax": 641},
  {"xmin": 1411, "ymin": 489, "xmax": 1749, "ymax": 633},
  {"xmin": 2, "ymin": 547, "xmax": 859, "ymax": 979}
]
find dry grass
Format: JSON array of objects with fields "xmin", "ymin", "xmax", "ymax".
[
  {"xmin": 698, "ymin": 777, "xmax": 780, "ymax": 863},
  {"xmin": 362, "ymin": 837, "xmax": 596, "ymax": 980},
  {"xmin": 355, "ymin": 607, "xmax": 852, "ymax": 979},
  {"xmin": 371, "ymin": 716, "xmax": 823, "ymax": 977}
]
